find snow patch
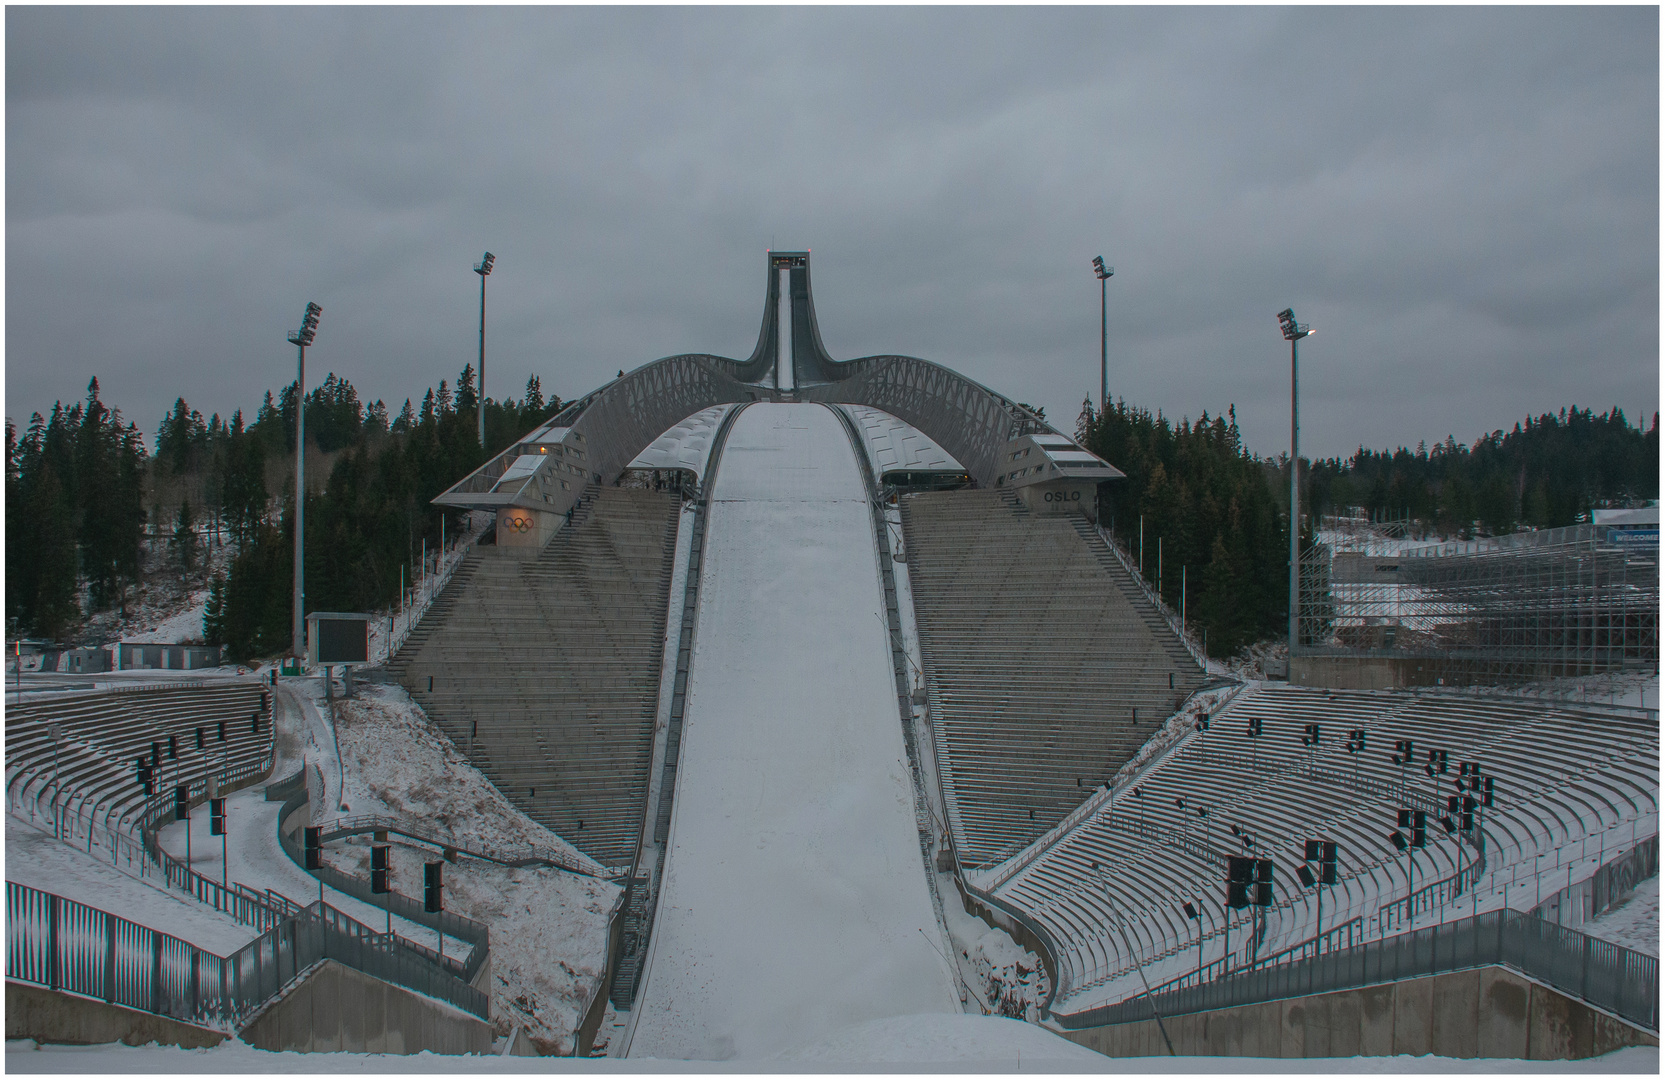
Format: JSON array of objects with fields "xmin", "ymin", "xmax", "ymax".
[
  {"xmin": 773, "ymin": 1012, "xmax": 1102, "ymax": 1066},
  {"xmin": 1584, "ymin": 875, "xmax": 1659, "ymax": 958}
]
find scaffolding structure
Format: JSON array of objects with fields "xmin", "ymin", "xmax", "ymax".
[{"xmin": 1299, "ymin": 521, "xmax": 1659, "ymax": 686}]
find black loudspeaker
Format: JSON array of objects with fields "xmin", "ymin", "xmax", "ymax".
[
  {"xmin": 304, "ymin": 826, "xmax": 322, "ymax": 871},
  {"xmin": 371, "ymin": 845, "xmax": 390, "ymax": 895},
  {"xmin": 210, "ymin": 798, "xmax": 226, "ymax": 836},
  {"xmin": 425, "ymin": 861, "xmax": 444, "ymax": 913}
]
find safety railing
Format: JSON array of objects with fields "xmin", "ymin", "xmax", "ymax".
[
  {"xmin": 318, "ymin": 812, "xmax": 606, "ymax": 878},
  {"xmin": 1054, "ymin": 907, "xmax": 1658, "ymax": 1034},
  {"xmin": 1094, "ymin": 522, "xmax": 1210, "ymax": 670},
  {"xmin": 273, "ymin": 776, "xmax": 491, "ymax": 985},
  {"xmin": 1145, "ymin": 917, "xmax": 1365, "ymax": 998},
  {"xmin": 6, "ymin": 881, "xmax": 488, "ymax": 1028},
  {"xmin": 1379, "ymin": 853, "xmax": 1487, "ymax": 934},
  {"xmin": 385, "ymin": 519, "xmax": 488, "ymax": 663}
]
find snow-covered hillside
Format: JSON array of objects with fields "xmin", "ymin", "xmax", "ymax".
[{"xmin": 324, "ymin": 682, "xmax": 620, "ymax": 1054}]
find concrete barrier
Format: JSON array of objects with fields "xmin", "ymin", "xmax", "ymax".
[
  {"xmin": 4, "ymin": 982, "xmax": 227, "ymax": 1049},
  {"xmin": 238, "ymin": 960, "xmax": 493, "ymax": 1055},
  {"xmin": 1063, "ymin": 966, "xmax": 1657, "ymax": 1060}
]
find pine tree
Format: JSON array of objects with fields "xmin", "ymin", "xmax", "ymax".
[{"xmin": 173, "ymin": 499, "xmax": 197, "ymax": 577}]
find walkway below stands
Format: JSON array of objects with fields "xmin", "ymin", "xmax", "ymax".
[{"xmin": 626, "ymin": 403, "xmax": 958, "ymax": 1060}]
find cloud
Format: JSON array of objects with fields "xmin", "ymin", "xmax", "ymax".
[{"xmin": 6, "ymin": 7, "xmax": 1657, "ymax": 458}]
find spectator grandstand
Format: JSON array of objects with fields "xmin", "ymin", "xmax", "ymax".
[
  {"xmin": 901, "ymin": 489, "xmax": 1207, "ymax": 868},
  {"xmin": 968, "ymin": 684, "xmax": 1657, "ymax": 1020},
  {"xmin": 6, "ymin": 681, "xmax": 273, "ymax": 873},
  {"xmin": 392, "ymin": 485, "xmax": 680, "ymax": 869}
]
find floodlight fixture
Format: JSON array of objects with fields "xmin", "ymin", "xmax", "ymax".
[
  {"xmin": 475, "ymin": 251, "xmax": 495, "ymax": 277},
  {"xmin": 1277, "ymin": 307, "xmax": 1310, "ymax": 342},
  {"xmin": 288, "ymin": 302, "xmax": 322, "ymax": 348},
  {"xmin": 1092, "ymin": 255, "xmax": 1113, "ymax": 281}
]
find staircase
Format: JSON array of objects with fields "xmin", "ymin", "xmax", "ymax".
[
  {"xmin": 386, "ymin": 552, "xmax": 483, "ymax": 679},
  {"xmin": 1069, "ymin": 518, "xmax": 1205, "ymax": 674}
]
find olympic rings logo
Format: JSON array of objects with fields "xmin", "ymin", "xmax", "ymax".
[{"xmin": 505, "ymin": 515, "xmax": 533, "ymax": 533}]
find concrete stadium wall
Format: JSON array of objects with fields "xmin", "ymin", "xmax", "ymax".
[
  {"xmin": 1063, "ymin": 966, "xmax": 1657, "ymax": 1061},
  {"xmin": 5, "ymin": 982, "xmax": 227, "ymax": 1049},
  {"xmin": 238, "ymin": 960, "xmax": 493, "ymax": 1056},
  {"xmin": 1292, "ymin": 654, "xmax": 1453, "ymax": 690}
]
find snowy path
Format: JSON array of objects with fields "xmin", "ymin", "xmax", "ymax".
[
  {"xmin": 152, "ymin": 783, "xmax": 470, "ymax": 953},
  {"xmin": 5, "ymin": 813, "xmax": 256, "ymax": 956},
  {"xmin": 627, "ymin": 403, "xmax": 958, "ymax": 1060}
]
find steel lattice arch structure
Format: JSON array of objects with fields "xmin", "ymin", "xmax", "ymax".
[{"xmin": 434, "ymin": 251, "xmax": 1055, "ymax": 528}]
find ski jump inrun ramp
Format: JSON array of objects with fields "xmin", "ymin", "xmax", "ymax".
[{"xmin": 625, "ymin": 402, "xmax": 959, "ymax": 1060}]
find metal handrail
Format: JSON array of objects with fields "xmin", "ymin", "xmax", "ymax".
[
  {"xmin": 5, "ymin": 880, "xmax": 488, "ymax": 1027},
  {"xmin": 1094, "ymin": 523, "xmax": 1211, "ymax": 670},
  {"xmin": 1142, "ymin": 916, "xmax": 1366, "ymax": 998},
  {"xmin": 316, "ymin": 811, "xmax": 608, "ymax": 878},
  {"xmin": 1053, "ymin": 906, "xmax": 1659, "ymax": 1034},
  {"xmin": 272, "ymin": 774, "xmax": 492, "ymax": 985},
  {"xmin": 385, "ymin": 519, "xmax": 488, "ymax": 663}
]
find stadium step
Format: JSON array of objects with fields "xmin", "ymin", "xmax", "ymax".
[
  {"xmin": 396, "ymin": 486, "xmax": 681, "ymax": 867},
  {"xmin": 901, "ymin": 489, "xmax": 1207, "ymax": 868}
]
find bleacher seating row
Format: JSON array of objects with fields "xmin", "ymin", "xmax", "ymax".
[
  {"xmin": 5, "ymin": 681, "xmax": 274, "ymax": 858},
  {"xmin": 900, "ymin": 489, "xmax": 1206, "ymax": 868},
  {"xmin": 971, "ymin": 683, "xmax": 1659, "ymax": 1016},
  {"xmin": 394, "ymin": 486, "xmax": 680, "ymax": 869}
]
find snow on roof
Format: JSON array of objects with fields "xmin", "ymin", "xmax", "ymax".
[
  {"xmin": 1593, "ymin": 507, "xmax": 1659, "ymax": 527},
  {"xmin": 627, "ymin": 404, "xmax": 737, "ymax": 477},
  {"xmin": 1031, "ymin": 434, "xmax": 1076, "ymax": 448},
  {"xmin": 522, "ymin": 421, "xmax": 570, "ymax": 445},
  {"xmin": 492, "ymin": 454, "xmax": 546, "ymax": 490},
  {"xmin": 842, "ymin": 405, "xmax": 964, "ymax": 473}
]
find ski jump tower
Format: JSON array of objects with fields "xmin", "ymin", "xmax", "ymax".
[{"xmin": 433, "ymin": 251, "xmax": 1113, "ymax": 545}]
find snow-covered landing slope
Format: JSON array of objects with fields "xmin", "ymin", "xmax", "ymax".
[{"xmin": 627, "ymin": 403, "xmax": 958, "ymax": 1060}]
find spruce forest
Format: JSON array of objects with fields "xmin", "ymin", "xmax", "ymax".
[
  {"xmin": 8, "ymin": 367, "xmax": 561, "ymax": 660},
  {"xmin": 1076, "ymin": 400, "xmax": 1656, "ymax": 659},
  {"xmin": 7, "ymin": 376, "xmax": 1656, "ymax": 664}
]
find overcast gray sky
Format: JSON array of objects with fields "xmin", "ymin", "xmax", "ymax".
[{"xmin": 7, "ymin": 7, "xmax": 1658, "ymax": 461}]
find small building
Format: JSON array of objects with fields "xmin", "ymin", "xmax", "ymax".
[
  {"xmin": 62, "ymin": 647, "xmax": 113, "ymax": 674},
  {"xmin": 993, "ymin": 433, "xmax": 1123, "ymax": 517},
  {"xmin": 1592, "ymin": 506, "xmax": 1659, "ymax": 547},
  {"xmin": 118, "ymin": 642, "xmax": 222, "ymax": 670}
]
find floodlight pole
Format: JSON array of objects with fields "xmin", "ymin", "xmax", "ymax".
[
  {"xmin": 288, "ymin": 302, "xmax": 321, "ymax": 666},
  {"xmin": 293, "ymin": 336, "xmax": 306, "ymax": 663},
  {"xmin": 475, "ymin": 252, "xmax": 495, "ymax": 450},
  {"xmin": 1288, "ymin": 333, "xmax": 1300, "ymax": 655},
  {"xmin": 1093, "ymin": 256, "xmax": 1113, "ymax": 413},
  {"xmin": 1091, "ymin": 863, "xmax": 1175, "ymax": 1056},
  {"xmin": 1277, "ymin": 310, "xmax": 1311, "ymax": 664}
]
